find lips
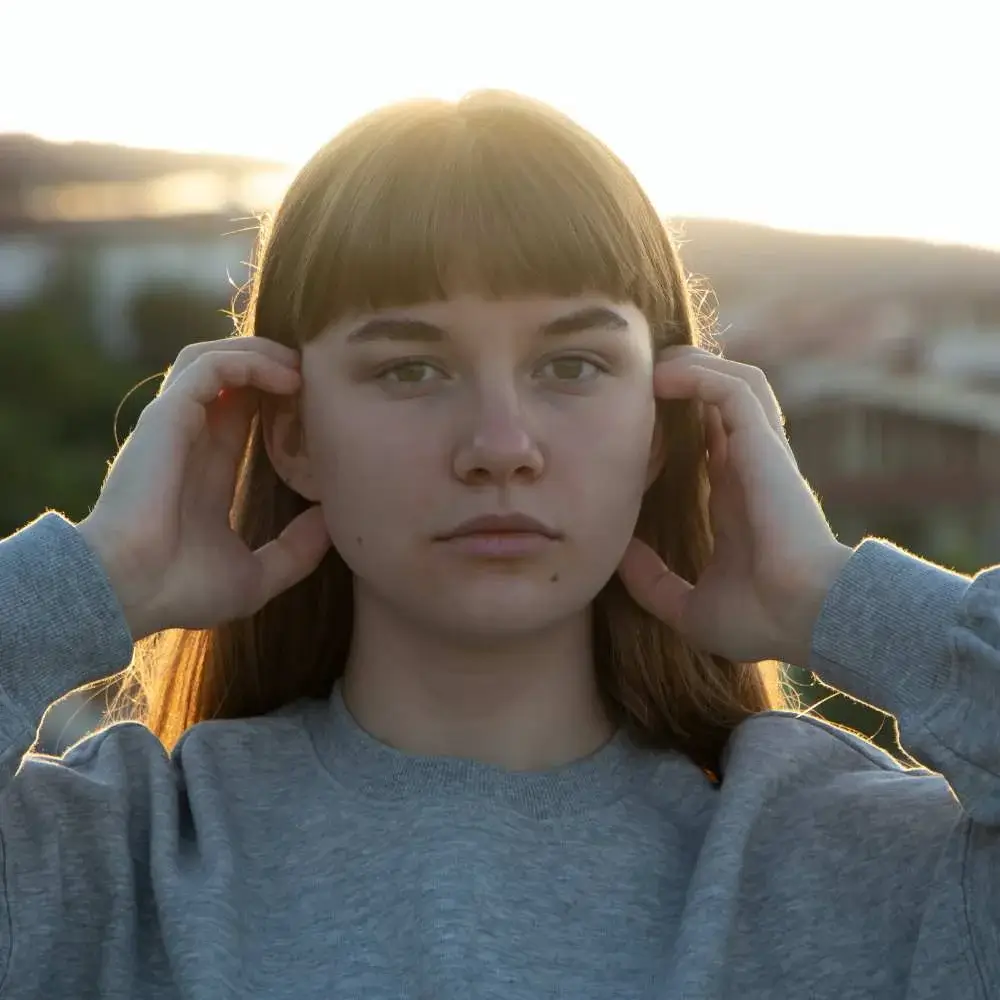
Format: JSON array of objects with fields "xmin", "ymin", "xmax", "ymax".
[{"xmin": 436, "ymin": 513, "xmax": 561, "ymax": 541}]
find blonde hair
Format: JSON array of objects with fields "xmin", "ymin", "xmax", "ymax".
[{"xmin": 110, "ymin": 90, "xmax": 791, "ymax": 780}]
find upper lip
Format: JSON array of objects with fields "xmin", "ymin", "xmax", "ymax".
[{"xmin": 437, "ymin": 514, "xmax": 561, "ymax": 540}]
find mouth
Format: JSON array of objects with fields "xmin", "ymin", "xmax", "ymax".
[{"xmin": 435, "ymin": 514, "xmax": 561, "ymax": 558}]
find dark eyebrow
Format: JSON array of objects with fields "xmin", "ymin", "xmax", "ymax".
[
  {"xmin": 345, "ymin": 305, "xmax": 628, "ymax": 344},
  {"xmin": 346, "ymin": 317, "xmax": 446, "ymax": 344},
  {"xmin": 539, "ymin": 306, "xmax": 629, "ymax": 337}
]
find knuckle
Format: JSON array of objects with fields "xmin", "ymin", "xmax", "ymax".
[
  {"xmin": 739, "ymin": 363, "xmax": 766, "ymax": 385},
  {"xmin": 163, "ymin": 342, "xmax": 210, "ymax": 385},
  {"xmin": 196, "ymin": 349, "xmax": 243, "ymax": 375},
  {"xmin": 173, "ymin": 341, "xmax": 208, "ymax": 368},
  {"xmin": 136, "ymin": 396, "xmax": 167, "ymax": 428},
  {"xmin": 731, "ymin": 363, "xmax": 772, "ymax": 403}
]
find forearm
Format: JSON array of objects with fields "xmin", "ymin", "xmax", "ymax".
[{"xmin": 805, "ymin": 538, "xmax": 1000, "ymax": 825}]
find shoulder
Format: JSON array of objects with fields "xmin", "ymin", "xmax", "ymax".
[
  {"xmin": 168, "ymin": 696, "xmax": 326, "ymax": 784},
  {"xmin": 727, "ymin": 708, "xmax": 916, "ymax": 776},
  {"xmin": 722, "ymin": 710, "xmax": 963, "ymax": 852},
  {"xmin": 0, "ymin": 698, "xmax": 325, "ymax": 926},
  {"xmin": 5, "ymin": 696, "xmax": 324, "ymax": 823},
  {"xmin": 9, "ymin": 720, "xmax": 175, "ymax": 812},
  {"xmin": 0, "ymin": 701, "xmax": 325, "ymax": 993}
]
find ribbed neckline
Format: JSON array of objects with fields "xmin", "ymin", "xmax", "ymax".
[{"xmin": 304, "ymin": 682, "xmax": 658, "ymax": 819}]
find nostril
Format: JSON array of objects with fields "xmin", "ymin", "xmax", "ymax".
[{"xmin": 466, "ymin": 467, "xmax": 491, "ymax": 486}]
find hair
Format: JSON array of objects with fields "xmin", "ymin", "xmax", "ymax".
[{"xmin": 108, "ymin": 90, "xmax": 793, "ymax": 780}]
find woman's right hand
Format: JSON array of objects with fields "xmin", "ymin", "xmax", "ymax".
[{"xmin": 77, "ymin": 337, "xmax": 332, "ymax": 641}]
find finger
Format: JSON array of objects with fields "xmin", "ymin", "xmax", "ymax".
[
  {"xmin": 657, "ymin": 364, "xmax": 807, "ymax": 516},
  {"xmin": 207, "ymin": 382, "xmax": 262, "ymax": 452},
  {"xmin": 251, "ymin": 505, "xmax": 332, "ymax": 608},
  {"xmin": 705, "ymin": 403, "xmax": 727, "ymax": 476},
  {"xmin": 656, "ymin": 352, "xmax": 786, "ymax": 442},
  {"xmin": 655, "ymin": 364, "xmax": 769, "ymax": 440},
  {"xmin": 658, "ymin": 363, "xmax": 795, "ymax": 468},
  {"xmin": 163, "ymin": 351, "xmax": 302, "ymax": 444},
  {"xmin": 617, "ymin": 537, "xmax": 693, "ymax": 630},
  {"xmin": 162, "ymin": 336, "xmax": 300, "ymax": 390},
  {"xmin": 704, "ymin": 403, "xmax": 747, "ymax": 543},
  {"xmin": 656, "ymin": 344, "xmax": 714, "ymax": 362},
  {"xmin": 199, "ymin": 387, "xmax": 262, "ymax": 520}
]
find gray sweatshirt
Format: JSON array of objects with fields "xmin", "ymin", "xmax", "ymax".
[{"xmin": 0, "ymin": 511, "xmax": 997, "ymax": 999}]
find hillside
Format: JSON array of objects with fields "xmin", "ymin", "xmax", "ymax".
[{"xmin": 2, "ymin": 134, "xmax": 999, "ymax": 299}]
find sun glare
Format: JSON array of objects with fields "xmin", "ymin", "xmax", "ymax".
[{"xmin": 1, "ymin": 0, "xmax": 997, "ymax": 248}]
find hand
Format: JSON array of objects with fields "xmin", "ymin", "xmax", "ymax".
[
  {"xmin": 77, "ymin": 338, "xmax": 332, "ymax": 640},
  {"xmin": 618, "ymin": 347, "xmax": 852, "ymax": 667}
]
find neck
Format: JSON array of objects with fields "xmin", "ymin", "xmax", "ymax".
[{"xmin": 341, "ymin": 592, "xmax": 615, "ymax": 772}]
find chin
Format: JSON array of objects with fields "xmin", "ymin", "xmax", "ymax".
[{"xmin": 419, "ymin": 575, "xmax": 597, "ymax": 641}]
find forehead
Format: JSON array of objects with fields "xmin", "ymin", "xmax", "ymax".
[{"xmin": 330, "ymin": 294, "xmax": 649, "ymax": 339}]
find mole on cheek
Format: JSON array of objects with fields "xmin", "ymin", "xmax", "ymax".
[
  {"xmin": 549, "ymin": 573, "xmax": 559, "ymax": 583},
  {"xmin": 356, "ymin": 536, "xmax": 363, "ymax": 547}
]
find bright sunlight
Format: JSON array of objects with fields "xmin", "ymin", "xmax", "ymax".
[{"xmin": 2, "ymin": 0, "xmax": 997, "ymax": 248}]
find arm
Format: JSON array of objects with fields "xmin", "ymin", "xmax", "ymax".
[
  {"xmin": 0, "ymin": 513, "xmax": 188, "ymax": 996},
  {"xmin": 618, "ymin": 348, "xmax": 1000, "ymax": 995},
  {"xmin": 0, "ymin": 511, "xmax": 135, "ymax": 785},
  {"xmin": 805, "ymin": 539, "xmax": 1000, "ymax": 992},
  {"xmin": 810, "ymin": 538, "xmax": 1000, "ymax": 826}
]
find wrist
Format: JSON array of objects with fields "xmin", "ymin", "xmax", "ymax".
[
  {"xmin": 777, "ymin": 542, "xmax": 854, "ymax": 667},
  {"xmin": 76, "ymin": 518, "xmax": 161, "ymax": 641}
]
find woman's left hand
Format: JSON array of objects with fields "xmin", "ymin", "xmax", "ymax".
[{"xmin": 618, "ymin": 347, "xmax": 853, "ymax": 667}]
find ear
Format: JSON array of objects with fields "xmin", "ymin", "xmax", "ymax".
[
  {"xmin": 260, "ymin": 393, "xmax": 322, "ymax": 502},
  {"xmin": 645, "ymin": 415, "xmax": 667, "ymax": 489}
]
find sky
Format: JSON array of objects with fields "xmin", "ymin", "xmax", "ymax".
[{"xmin": 2, "ymin": 0, "xmax": 998, "ymax": 249}]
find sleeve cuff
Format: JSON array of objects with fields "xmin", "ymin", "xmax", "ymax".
[
  {"xmin": 807, "ymin": 538, "xmax": 972, "ymax": 723},
  {"xmin": 0, "ymin": 511, "xmax": 135, "ymax": 730}
]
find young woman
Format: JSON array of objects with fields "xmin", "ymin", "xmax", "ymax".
[{"xmin": 1, "ymin": 90, "xmax": 996, "ymax": 999}]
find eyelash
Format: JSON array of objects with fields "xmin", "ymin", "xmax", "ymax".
[
  {"xmin": 537, "ymin": 356, "xmax": 607, "ymax": 382},
  {"xmin": 374, "ymin": 354, "xmax": 610, "ymax": 386},
  {"xmin": 375, "ymin": 359, "xmax": 447, "ymax": 385}
]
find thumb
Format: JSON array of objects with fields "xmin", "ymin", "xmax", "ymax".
[
  {"xmin": 617, "ymin": 537, "xmax": 693, "ymax": 629},
  {"xmin": 251, "ymin": 504, "xmax": 333, "ymax": 609}
]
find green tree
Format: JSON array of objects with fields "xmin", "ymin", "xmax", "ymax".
[{"xmin": 0, "ymin": 299, "xmax": 148, "ymax": 534}]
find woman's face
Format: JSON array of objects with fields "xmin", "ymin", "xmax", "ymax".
[{"xmin": 281, "ymin": 294, "xmax": 659, "ymax": 639}]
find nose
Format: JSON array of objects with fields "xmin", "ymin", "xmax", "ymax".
[{"xmin": 453, "ymin": 390, "xmax": 545, "ymax": 487}]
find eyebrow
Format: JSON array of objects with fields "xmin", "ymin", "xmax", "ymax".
[{"xmin": 345, "ymin": 305, "xmax": 629, "ymax": 344}]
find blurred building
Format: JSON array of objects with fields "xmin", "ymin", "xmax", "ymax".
[
  {"xmin": 0, "ymin": 134, "xmax": 288, "ymax": 356},
  {"xmin": 777, "ymin": 364, "xmax": 1000, "ymax": 558},
  {"xmin": 683, "ymin": 221, "xmax": 1000, "ymax": 563}
]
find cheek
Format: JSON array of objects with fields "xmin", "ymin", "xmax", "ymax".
[
  {"xmin": 558, "ymin": 391, "xmax": 656, "ymax": 482},
  {"xmin": 302, "ymin": 397, "xmax": 443, "ymax": 539},
  {"xmin": 556, "ymin": 394, "xmax": 656, "ymax": 553},
  {"xmin": 539, "ymin": 398, "xmax": 653, "ymax": 579},
  {"xmin": 305, "ymin": 392, "xmax": 432, "ymax": 477}
]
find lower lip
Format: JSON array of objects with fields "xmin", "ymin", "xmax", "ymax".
[{"xmin": 442, "ymin": 532, "xmax": 556, "ymax": 557}]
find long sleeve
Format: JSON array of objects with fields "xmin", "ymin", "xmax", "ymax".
[
  {"xmin": 809, "ymin": 539, "xmax": 1000, "ymax": 824},
  {"xmin": 0, "ymin": 511, "xmax": 135, "ymax": 784},
  {"xmin": 807, "ymin": 536, "xmax": 1000, "ymax": 989}
]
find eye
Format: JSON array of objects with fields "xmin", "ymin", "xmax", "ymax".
[
  {"xmin": 378, "ymin": 361, "xmax": 445, "ymax": 384},
  {"xmin": 537, "ymin": 356, "xmax": 605, "ymax": 382}
]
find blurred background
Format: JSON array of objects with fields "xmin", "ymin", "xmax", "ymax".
[{"xmin": 2, "ymin": 0, "xmax": 998, "ymax": 757}]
